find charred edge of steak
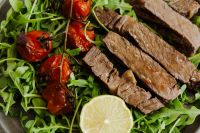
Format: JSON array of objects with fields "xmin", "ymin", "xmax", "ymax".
[{"xmin": 83, "ymin": 46, "xmax": 164, "ymax": 114}]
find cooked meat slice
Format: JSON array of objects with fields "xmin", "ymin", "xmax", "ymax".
[
  {"xmin": 190, "ymin": 71, "xmax": 200, "ymax": 88},
  {"xmin": 137, "ymin": 98, "xmax": 164, "ymax": 114},
  {"xmin": 117, "ymin": 71, "xmax": 152, "ymax": 107},
  {"xmin": 83, "ymin": 46, "xmax": 121, "ymax": 94},
  {"xmin": 103, "ymin": 32, "xmax": 179, "ymax": 101},
  {"xmin": 95, "ymin": 8, "xmax": 200, "ymax": 87},
  {"xmin": 131, "ymin": 0, "xmax": 200, "ymax": 56},
  {"xmin": 115, "ymin": 15, "xmax": 196, "ymax": 84},
  {"xmin": 95, "ymin": 8, "xmax": 118, "ymax": 27},
  {"xmin": 95, "ymin": 8, "xmax": 120, "ymax": 30},
  {"xmin": 122, "ymin": 69, "xmax": 137, "ymax": 84},
  {"xmin": 84, "ymin": 46, "xmax": 163, "ymax": 114},
  {"xmin": 164, "ymin": 0, "xmax": 200, "ymax": 19}
]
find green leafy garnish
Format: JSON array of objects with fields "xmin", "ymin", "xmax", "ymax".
[{"xmin": 1, "ymin": 0, "xmax": 200, "ymax": 133}]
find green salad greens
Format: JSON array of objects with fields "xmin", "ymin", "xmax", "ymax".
[{"xmin": 1, "ymin": 0, "xmax": 200, "ymax": 133}]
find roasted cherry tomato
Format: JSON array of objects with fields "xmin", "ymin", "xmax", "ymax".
[
  {"xmin": 67, "ymin": 21, "xmax": 95, "ymax": 52},
  {"xmin": 62, "ymin": 0, "xmax": 92, "ymax": 20},
  {"xmin": 38, "ymin": 54, "xmax": 72, "ymax": 84},
  {"xmin": 17, "ymin": 31, "xmax": 52, "ymax": 62},
  {"xmin": 42, "ymin": 82, "xmax": 74, "ymax": 115}
]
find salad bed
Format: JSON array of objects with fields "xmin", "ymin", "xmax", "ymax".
[{"xmin": 1, "ymin": 0, "xmax": 200, "ymax": 132}]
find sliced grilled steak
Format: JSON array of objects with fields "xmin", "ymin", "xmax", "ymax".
[
  {"xmin": 103, "ymin": 32, "xmax": 179, "ymax": 101},
  {"xmin": 131, "ymin": 0, "xmax": 200, "ymax": 56},
  {"xmin": 121, "ymin": 69, "xmax": 137, "ymax": 84},
  {"xmin": 83, "ymin": 46, "xmax": 164, "ymax": 114},
  {"xmin": 83, "ymin": 46, "xmax": 120, "ymax": 94},
  {"xmin": 137, "ymin": 98, "xmax": 164, "ymax": 114},
  {"xmin": 118, "ymin": 71, "xmax": 151, "ymax": 108},
  {"xmin": 164, "ymin": 0, "xmax": 200, "ymax": 19},
  {"xmin": 95, "ymin": 8, "xmax": 200, "ymax": 86}
]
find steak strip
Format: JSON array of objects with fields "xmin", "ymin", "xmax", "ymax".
[
  {"xmin": 103, "ymin": 31, "xmax": 179, "ymax": 101},
  {"xmin": 131, "ymin": 0, "xmax": 200, "ymax": 56},
  {"xmin": 164, "ymin": 0, "xmax": 200, "ymax": 19},
  {"xmin": 95, "ymin": 8, "xmax": 200, "ymax": 87},
  {"xmin": 83, "ymin": 46, "xmax": 164, "ymax": 114}
]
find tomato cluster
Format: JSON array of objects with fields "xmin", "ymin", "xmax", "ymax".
[
  {"xmin": 17, "ymin": 31, "xmax": 74, "ymax": 115},
  {"xmin": 42, "ymin": 82, "xmax": 74, "ymax": 115},
  {"xmin": 38, "ymin": 54, "xmax": 71, "ymax": 84},
  {"xmin": 38, "ymin": 54, "xmax": 73, "ymax": 115},
  {"xmin": 17, "ymin": 31, "xmax": 52, "ymax": 62},
  {"xmin": 16, "ymin": 0, "xmax": 94, "ymax": 115},
  {"xmin": 63, "ymin": 0, "xmax": 95, "ymax": 52},
  {"xmin": 62, "ymin": 0, "xmax": 92, "ymax": 20},
  {"xmin": 67, "ymin": 21, "xmax": 95, "ymax": 52}
]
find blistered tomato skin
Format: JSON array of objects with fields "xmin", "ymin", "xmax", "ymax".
[
  {"xmin": 17, "ymin": 31, "xmax": 52, "ymax": 62},
  {"xmin": 38, "ymin": 54, "xmax": 72, "ymax": 84},
  {"xmin": 42, "ymin": 82, "xmax": 74, "ymax": 115},
  {"xmin": 67, "ymin": 21, "xmax": 95, "ymax": 52},
  {"xmin": 62, "ymin": 0, "xmax": 92, "ymax": 20}
]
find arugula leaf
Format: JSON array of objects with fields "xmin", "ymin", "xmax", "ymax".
[
  {"xmin": 66, "ymin": 48, "xmax": 81, "ymax": 57},
  {"xmin": 93, "ymin": 0, "xmax": 137, "ymax": 18},
  {"xmin": 68, "ymin": 79, "xmax": 89, "ymax": 87},
  {"xmin": 193, "ymin": 16, "xmax": 200, "ymax": 28},
  {"xmin": 9, "ymin": 0, "xmax": 24, "ymax": 12},
  {"xmin": 189, "ymin": 53, "xmax": 200, "ymax": 67},
  {"xmin": 24, "ymin": 0, "xmax": 32, "ymax": 11},
  {"xmin": 0, "ymin": 43, "xmax": 11, "ymax": 49},
  {"xmin": 2, "ymin": 0, "xmax": 200, "ymax": 133},
  {"xmin": 32, "ymin": 98, "xmax": 47, "ymax": 116},
  {"xmin": 132, "ymin": 99, "xmax": 200, "ymax": 133}
]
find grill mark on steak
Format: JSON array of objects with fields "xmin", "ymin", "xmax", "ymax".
[
  {"xmin": 163, "ymin": 0, "xmax": 200, "ymax": 19},
  {"xmin": 83, "ymin": 46, "xmax": 164, "ymax": 114},
  {"xmin": 103, "ymin": 31, "xmax": 179, "ymax": 101},
  {"xmin": 131, "ymin": 0, "xmax": 200, "ymax": 56},
  {"xmin": 95, "ymin": 8, "xmax": 200, "ymax": 87}
]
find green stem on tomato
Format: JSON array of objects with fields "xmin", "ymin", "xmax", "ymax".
[
  {"xmin": 64, "ymin": 0, "xmax": 74, "ymax": 52},
  {"xmin": 59, "ymin": 54, "xmax": 65, "ymax": 83},
  {"xmin": 61, "ymin": 0, "xmax": 74, "ymax": 82}
]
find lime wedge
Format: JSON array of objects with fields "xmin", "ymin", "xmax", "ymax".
[{"xmin": 80, "ymin": 95, "xmax": 133, "ymax": 133}]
